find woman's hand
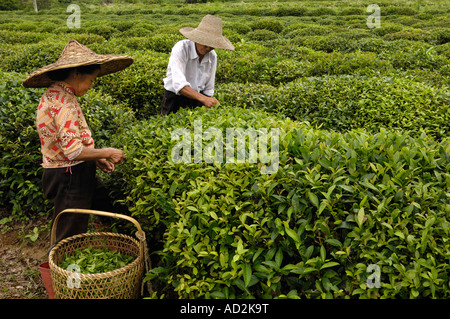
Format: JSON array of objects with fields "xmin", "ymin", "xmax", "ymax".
[
  {"xmin": 106, "ymin": 148, "xmax": 126, "ymax": 164},
  {"xmin": 96, "ymin": 158, "xmax": 115, "ymax": 173}
]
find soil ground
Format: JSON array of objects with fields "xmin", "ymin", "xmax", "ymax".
[{"xmin": 0, "ymin": 211, "xmax": 50, "ymax": 299}]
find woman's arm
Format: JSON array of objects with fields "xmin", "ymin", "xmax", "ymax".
[{"xmin": 74, "ymin": 147, "xmax": 125, "ymax": 164}]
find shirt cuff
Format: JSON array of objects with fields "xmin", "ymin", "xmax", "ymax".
[
  {"xmin": 201, "ymin": 89, "xmax": 214, "ymax": 97},
  {"xmin": 173, "ymin": 81, "xmax": 191, "ymax": 95},
  {"xmin": 65, "ymin": 142, "xmax": 83, "ymax": 161}
]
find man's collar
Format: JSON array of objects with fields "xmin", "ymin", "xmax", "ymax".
[{"xmin": 187, "ymin": 40, "xmax": 211, "ymax": 63}]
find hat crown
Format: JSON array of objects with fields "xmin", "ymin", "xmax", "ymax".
[
  {"xmin": 57, "ymin": 40, "xmax": 98, "ymax": 63},
  {"xmin": 196, "ymin": 14, "xmax": 223, "ymax": 37},
  {"xmin": 179, "ymin": 15, "xmax": 234, "ymax": 50}
]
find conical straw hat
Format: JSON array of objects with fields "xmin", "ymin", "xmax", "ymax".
[
  {"xmin": 23, "ymin": 40, "xmax": 133, "ymax": 88},
  {"xmin": 179, "ymin": 14, "xmax": 234, "ymax": 51}
]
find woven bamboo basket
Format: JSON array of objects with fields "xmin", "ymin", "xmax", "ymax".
[{"xmin": 48, "ymin": 209, "xmax": 150, "ymax": 299}]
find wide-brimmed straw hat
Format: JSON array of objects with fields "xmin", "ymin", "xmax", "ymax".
[
  {"xmin": 179, "ymin": 14, "xmax": 234, "ymax": 51},
  {"xmin": 23, "ymin": 39, "xmax": 134, "ymax": 88}
]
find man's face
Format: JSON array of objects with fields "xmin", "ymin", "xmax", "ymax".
[{"xmin": 195, "ymin": 43, "xmax": 214, "ymax": 56}]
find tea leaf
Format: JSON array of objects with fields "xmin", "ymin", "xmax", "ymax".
[
  {"xmin": 356, "ymin": 207, "xmax": 365, "ymax": 228},
  {"xmin": 243, "ymin": 263, "xmax": 252, "ymax": 287}
]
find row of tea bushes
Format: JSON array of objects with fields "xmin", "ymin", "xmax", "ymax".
[
  {"xmin": 3, "ymin": 38, "xmax": 446, "ymax": 120},
  {"xmin": 2, "ymin": 37, "xmax": 447, "ymax": 85},
  {"xmin": 0, "ymin": 9, "xmax": 448, "ymax": 118},
  {"xmin": 217, "ymin": 74, "xmax": 450, "ymax": 141},
  {"xmin": 1, "ymin": 29, "xmax": 447, "ymax": 98}
]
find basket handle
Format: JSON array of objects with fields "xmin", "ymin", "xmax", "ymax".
[{"xmin": 50, "ymin": 208, "xmax": 145, "ymax": 246}]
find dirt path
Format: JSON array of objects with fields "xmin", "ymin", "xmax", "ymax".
[{"xmin": 0, "ymin": 213, "xmax": 50, "ymax": 299}]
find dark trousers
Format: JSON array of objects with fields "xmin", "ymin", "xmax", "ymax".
[
  {"xmin": 42, "ymin": 161, "xmax": 114, "ymax": 244},
  {"xmin": 161, "ymin": 89, "xmax": 205, "ymax": 115}
]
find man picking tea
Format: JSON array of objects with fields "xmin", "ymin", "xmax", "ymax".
[{"xmin": 161, "ymin": 14, "xmax": 235, "ymax": 115}]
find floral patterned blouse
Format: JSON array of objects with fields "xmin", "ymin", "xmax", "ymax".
[{"xmin": 36, "ymin": 81, "xmax": 94, "ymax": 168}]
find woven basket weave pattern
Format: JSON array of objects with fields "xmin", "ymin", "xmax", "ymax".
[{"xmin": 48, "ymin": 210, "xmax": 147, "ymax": 299}]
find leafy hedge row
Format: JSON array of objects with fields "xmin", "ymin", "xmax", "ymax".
[
  {"xmin": 95, "ymin": 3, "xmax": 445, "ymax": 19},
  {"xmin": 106, "ymin": 105, "xmax": 450, "ymax": 298},
  {"xmin": 2, "ymin": 37, "xmax": 447, "ymax": 118},
  {"xmin": 217, "ymin": 75, "xmax": 450, "ymax": 141},
  {"xmin": 0, "ymin": 73, "xmax": 46, "ymax": 215},
  {"xmin": 1, "ymin": 30, "xmax": 448, "ymax": 74},
  {"xmin": 1, "ymin": 9, "xmax": 448, "ymax": 117}
]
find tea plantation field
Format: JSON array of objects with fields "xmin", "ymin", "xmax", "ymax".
[{"xmin": 0, "ymin": 0, "xmax": 449, "ymax": 299}]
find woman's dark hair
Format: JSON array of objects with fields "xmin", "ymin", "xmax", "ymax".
[{"xmin": 48, "ymin": 64, "xmax": 101, "ymax": 81}]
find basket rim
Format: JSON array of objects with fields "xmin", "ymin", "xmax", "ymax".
[{"xmin": 49, "ymin": 231, "xmax": 143, "ymax": 279}]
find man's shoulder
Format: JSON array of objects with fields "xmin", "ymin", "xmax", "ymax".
[
  {"xmin": 172, "ymin": 39, "xmax": 191, "ymax": 51},
  {"xmin": 169, "ymin": 39, "xmax": 191, "ymax": 59}
]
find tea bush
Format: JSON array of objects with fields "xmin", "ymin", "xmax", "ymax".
[
  {"xmin": 0, "ymin": 34, "xmax": 108, "ymax": 73},
  {"xmin": 225, "ymin": 22, "xmax": 251, "ymax": 35},
  {"xmin": 0, "ymin": 40, "xmax": 65, "ymax": 74},
  {"xmin": 0, "ymin": 72, "xmax": 47, "ymax": 216},
  {"xmin": 216, "ymin": 42, "xmax": 391, "ymax": 85},
  {"xmin": 246, "ymin": 29, "xmax": 278, "ymax": 41},
  {"xmin": 380, "ymin": 46, "xmax": 449, "ymax": 71},
  {"xmin": 95, "ymin": 50, "xmax": 168, "ymax": 117},
  {"xmin": 250, "ymin": 18, "xmax": 284, "ymax": 33},
  {"xmin": 107, "ymin": 105, "xmax": 450, "ymax": 298},
  {"xmin": 118, "ymin": 34, "xmax": 184, "ymax": 53},
  {"xmin": 0, "ymin": 30, "xmax": 49, "ymax": 44}
]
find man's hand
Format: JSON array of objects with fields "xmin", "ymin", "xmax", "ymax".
[
  {"xmin": 180, "ymin": 86, "xmax": 220, "ymax": 109},
  {"xmin": 202, "ymin": 96, "xmax": 220, "ymax": 108}
]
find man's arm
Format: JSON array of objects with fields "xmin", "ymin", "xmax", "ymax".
[{"xmin": 179, "ymin": 85, "xmax": 220, "ymax": 108}]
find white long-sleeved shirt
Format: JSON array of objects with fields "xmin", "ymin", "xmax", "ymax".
[{"xmin": 163, "ymin": 39, "xmax": 217, "ymax": 97}]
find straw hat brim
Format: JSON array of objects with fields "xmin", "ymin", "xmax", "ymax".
[
  {"xmin": 22, "ymin": 40, "xmax": 134, "ymax": 88},
  {"xmin": 23, "ymin": 55, "xmax": 133, "ymax": 88},
  {"xmin": 180, "ymin": 27, "xmax": 235, "ymax": 51}
]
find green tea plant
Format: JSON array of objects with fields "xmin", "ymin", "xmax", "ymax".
[
  {"xmin": 0, "ymin": 72, "xmax": 47, "ymax": 216},
  {"xmin": 95, "ymin": 50, "xmax": 168, "ymax": 117},
  {"xmin": 107, "ymin": 105, "xmax": 449, "ymax": 298}
]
